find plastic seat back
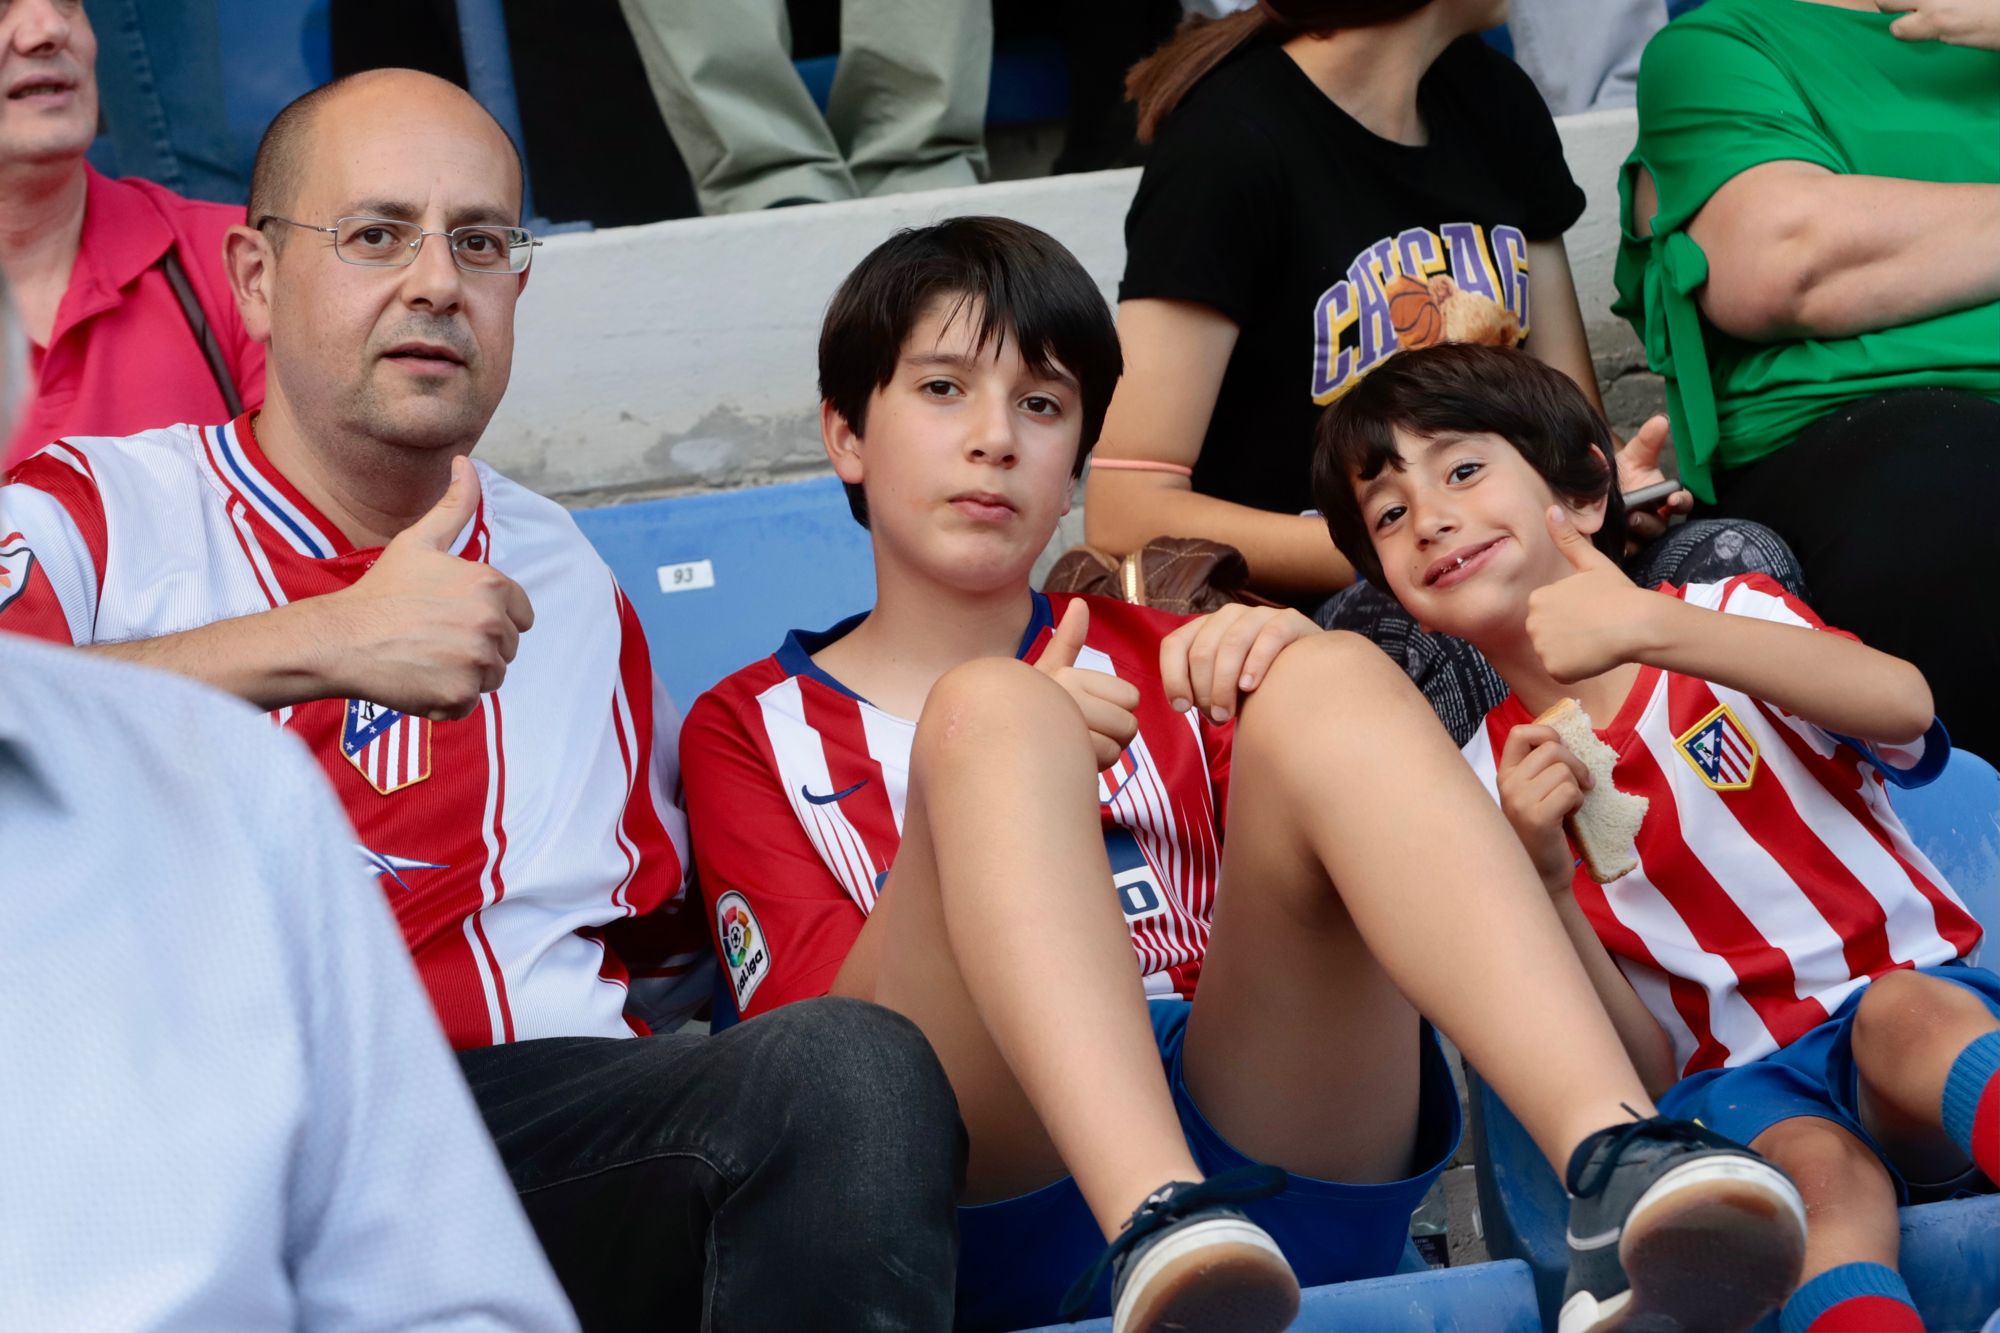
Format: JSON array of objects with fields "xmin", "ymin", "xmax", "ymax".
[{"xmin": 571, "ymin": 474, "xmax": 876, "ymax": 709}]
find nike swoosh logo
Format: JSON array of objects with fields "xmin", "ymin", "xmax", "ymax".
[{"xmin": 801, "ymin": 779, "xmax": 869, "ymax": 805}]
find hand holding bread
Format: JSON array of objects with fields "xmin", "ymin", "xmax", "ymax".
[{"xmin": 1534, "ymin": 699, "xmax": 1649, "ymax": 883}]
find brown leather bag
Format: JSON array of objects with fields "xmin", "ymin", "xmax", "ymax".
[{"xmin": 1042, "ymin": 537, "xmax": 1279, "ymax": 616}]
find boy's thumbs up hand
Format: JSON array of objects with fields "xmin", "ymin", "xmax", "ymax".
[
  {"xmin": 1039, "ymin": 597, "xmax": 1090, "ymax": 672},
  {"xmin": 1035, "ymin": 598, "xmax": 1140, "ymax": 772},
  {"xmin": 319, "ymin": 455, "xmax": 537, "ymax": 721},
  {"xmin": 1526, "ymin": 505, "xmax": 1657, "ymax": 683},
  {"xmin": 1547, "ymin": 505, "xmax": 1619, "ymax": 574}
]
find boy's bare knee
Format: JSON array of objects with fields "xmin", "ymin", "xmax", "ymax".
[
  {"xmin": 1247, "ymin": 630, "xmax": 1396, "ymax": 709},
  {"xmin": 915, "ymin": 657, "xmax": 1077, "ymax": 758},
  {"xmin": 1852, "ymin": 969, "xmax": 1975, "ymax": 1062},
  {"xmin": 1239, "ymin": 630, "xmax": 1425, "ymax": 751},
  {"xmin": 1751, "ymin": 1117, "xmax": 1887, "ymax": 1202}
]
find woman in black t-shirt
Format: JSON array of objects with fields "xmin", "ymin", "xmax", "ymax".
[{"xmin": 1085, "ymin": 0, "xmax": 1798, "ymax": 741}]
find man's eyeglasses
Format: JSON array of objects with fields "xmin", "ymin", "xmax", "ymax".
[{"xmin": 256, "ymin": 215, "xmax": 540, "ymax": 274}]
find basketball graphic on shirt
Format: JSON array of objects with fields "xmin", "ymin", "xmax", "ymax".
[{"xmin": 1386, "ymin": 274, "xmax": 1444, "ymax": 350}]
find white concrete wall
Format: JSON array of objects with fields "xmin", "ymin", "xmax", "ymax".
[{"xmin": 482, "ymin": 108, "xmax": 1645, "ymax": 505}]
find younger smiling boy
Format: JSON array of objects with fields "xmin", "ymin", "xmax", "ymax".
[
  {"xmin": 684, "ymin": 219, "xmax": 1809, "ymax": 1333},
  {"xmin": 1314, "ymin": 342, "xmax": 2000, "ymax": 1333}
]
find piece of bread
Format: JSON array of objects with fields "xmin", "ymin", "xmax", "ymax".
[{"xmin": 1535, "ymin": 698, "xmax": 1648, "ymax": 883}]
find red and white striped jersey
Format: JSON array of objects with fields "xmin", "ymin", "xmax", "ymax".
[
  {"xmin": 1464, "ymin": 575, "xmax": 1982, "ymax": 1078},
  {"xmin": 680, "ymin": 592, "xmax": 1232, "ymax": 1018},
  {"xmin": 0, "ymin": 416, "xmax": 710, "ymax": 1049}
]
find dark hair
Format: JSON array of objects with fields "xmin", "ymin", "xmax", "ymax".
[
  {"xmin": 1311, "ymin": 343, "xmax": 1626, "ymax": 589},
  {"xmin": 248, "ymin": 71, "xmax": 526, "ymax": 235},
  {"xmin": 819, "ymin": 216, "xmax": 1123, "ymax": 528},
  {"xmin": 1127, "ymin": 0, "xmax": 1437, "ymax": 142}
]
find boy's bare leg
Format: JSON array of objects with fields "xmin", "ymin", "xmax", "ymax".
[
  {"xmin": 1851, "ymin": 968, "xmax": 2000, "ymax": 1180},
  {"xmin": 1183, "ymin": 631, "xmax": 1657, "ymax": 1177},
  {"xmin": 1750, "ymin": 1118, "xmax": 1900, "ymax": 1284},
  {"xmin": 832, "ymin": 658, "xmax": 1201, "ymax": 1232}
]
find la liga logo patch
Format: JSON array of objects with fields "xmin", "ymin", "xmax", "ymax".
[
  {"xmin": 1676, "ymin": 703, "xmax": 1759, "ymax": 791},
  {"xmin": 715, "ymin": 890, "xmax": 770, "ymax": 1010}
]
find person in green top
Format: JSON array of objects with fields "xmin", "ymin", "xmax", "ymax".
[{"xmin": 1614, "ymin": 0, "xmax": 2000, "ymax": 761}]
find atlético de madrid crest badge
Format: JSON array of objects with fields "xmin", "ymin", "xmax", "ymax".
[
  {"xmin": 1676, "ymin": 703, "xmax": 1759, "ymax": 791},
  {"xmin": 341, "ymin": 698, "xmax": 432, "ymax": 795}
]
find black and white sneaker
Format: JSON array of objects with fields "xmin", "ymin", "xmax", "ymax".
[
  {"xmin": 1060, "ymin": 1165, "xmax": 1299, "ymax": 1333},
  {"xmin": 1559, "ymin": 1113, "xmax": 1806, "ymax": 1333}
]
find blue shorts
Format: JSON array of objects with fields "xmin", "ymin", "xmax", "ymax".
[
  {"xmin": 954, "ymin": 999, "xmax": 1462, "ymax": 1332},
  {"xmin": 1658, "ymin": 962, "xmax": 2000, "ymax": 1203}
]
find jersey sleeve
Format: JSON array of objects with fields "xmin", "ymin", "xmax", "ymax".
[
  {"xmin": 1711, "ymin": 573, "xmax": 1947, "ymax": 787},
  {"xmin": 1613, "ymin": 19, "xmax": 1845, "ymax": 501},
  {"xmin": 0, "ymin": 446, "xmax": 108, "ymax": 644},
  {"xmin": 1117, "ymin": 98, "xmax": 1288, "ymax": 324},
  {"xmin": 594, "ymin": 584, "xmax": 715, "ymax": 1034},
  {"xmin": 680, "ymin": 687, "xmax": 867, "ymax": 1019},
  {"xmin": 1476, "ymin": 41, "xmax": 1587, "ymax": 240}
]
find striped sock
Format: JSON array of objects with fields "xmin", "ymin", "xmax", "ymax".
[
  {"xmin": 1941, "ymin": 1030, "xmax": 2000, "ymax": 1184},
  {"xmin": 1779, "ymin": 1263, "xmax": 1922, "ymax": 1333}
]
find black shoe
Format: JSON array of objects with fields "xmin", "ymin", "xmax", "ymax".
[
  {"xmin": 1060, "ymin": 1165, "xmax": 1298, "ymax": 1333},
  {"xmin": 1559, "ymin": 1113, "xmax": 1806, "ymax": 1333}
]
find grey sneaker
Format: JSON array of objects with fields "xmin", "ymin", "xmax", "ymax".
[
  {"xmin": 1060, "ymin": 1165, "xmax": 1299, "ymax": 1333},
  {"xmin": 1559, "ymin": 1114, "xmax": 1806, "ymax": 1333}
]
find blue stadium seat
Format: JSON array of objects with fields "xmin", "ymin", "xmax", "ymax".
[
  {"xmin": 1470, "ymin": 748, "xmax": 2000, "ymax": 1330},
  {"xmin": 1011, "ymin": 1259, "xmax": 1541, "ymax": 1333},
  {"xmin": 570, "ymin": 473, "xmax": 876, "ymax": 712}
]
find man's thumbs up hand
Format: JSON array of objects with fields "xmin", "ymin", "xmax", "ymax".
[
  {"xmin": 322, "ymin": 455, "xmax": 536, "ymax": 721},
  {"xmin": 1035, "ymin": 598, "xmax": 1140, "ymax": 772}
]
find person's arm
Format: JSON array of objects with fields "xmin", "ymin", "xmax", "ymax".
[
  {"xmin": 678, "ymin": 689, "xmax": 871, "ymax": 1018},
  {"xmin": 1549, "ymin": 888, "xmax": 1680, "ymax": 1098},
  {"xmin": 92, "ymin": 457, "xmax": 534, "ymax": 720},
  {"xmin": 1521, "ymin": 239, "xmax": 1606, "ymax": 415},
  {"xmin": 1683, "ymin": 160, "xmax": 2000, "ymax": 341},
  {"xmin": 1084, "ymin": 299, "xmax": 1355, "ymax": 596},
  {"xmin": 1494, "ymin": 722, "xmax": 1679, "ymax": 1096},
  {"xmin": 1530, "ymin": 508, "xmax": 1934, "ymax": 745},
  {"xmin": 1877, "ymin": 0, "xmax": 2000, "ymax": 49}
]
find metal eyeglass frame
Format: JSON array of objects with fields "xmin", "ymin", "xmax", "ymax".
[{"xmin": 255, "ymin": 214, "xmax": 541, "ymax": 274}]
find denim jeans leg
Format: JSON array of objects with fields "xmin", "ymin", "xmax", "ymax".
[
  {"xmin": 458, "ymin": 997, "xmax": 964, "ymax": 1332},
  {"xmin": 92, "ymin": 0, "xmax": 245, "ymax": 202}
]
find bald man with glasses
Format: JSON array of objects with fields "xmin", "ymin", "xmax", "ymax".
[{"xmin": 0, "ymin": 68, "xmax": 963, "ymax": 1333}]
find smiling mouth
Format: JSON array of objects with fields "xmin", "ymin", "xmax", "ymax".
[
  {"xmin": 1424, "ymin": 538, "xmax": 1504, "ymax": 588},
  {"xmin": 7, "ymin": 79, "xmax": 74, "ymax": 100}
]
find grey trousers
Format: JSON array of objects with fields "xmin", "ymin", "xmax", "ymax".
[{"xmin": 618, "ymin": 0, "xmax": 991, "ymax": 213}]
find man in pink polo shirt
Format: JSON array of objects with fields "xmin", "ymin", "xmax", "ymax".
[{"xmin": 0, "ymin": 0, "xmax": 262, "ymax": 464}]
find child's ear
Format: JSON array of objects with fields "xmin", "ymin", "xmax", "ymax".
[
  {"xmin": 1567, "ymin": 443, "xmax": 1614, "ymax": 538},
  {"xmin": 822, "ymin": 399, "xmax": 864, "ymax": 485}
]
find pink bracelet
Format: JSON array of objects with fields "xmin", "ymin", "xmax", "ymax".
[{"xmin": 1089, "ymin": 458, "xmax": 1195, "ymax": 477}]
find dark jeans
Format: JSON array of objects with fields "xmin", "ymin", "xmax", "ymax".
[
  {"xmin": 458, "ymin": 997, "xmax": 965, "ymax": 1333},
  {"xmin": 1318, "ymin": 519, "xmax": 1808, "ymax": 746},
  {"xmin": 1713, "ymin": 388, "xmax": 2000, "ymax": 762}
]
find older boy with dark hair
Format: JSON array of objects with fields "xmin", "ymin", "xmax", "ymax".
[
  {"xmin": 684, "ymin": 217, "xmax": 1809, "ymax": 1333},
  {"xmin": 1314, "ymin": 342, "xmax": 2000, "ymax": 1333}
]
